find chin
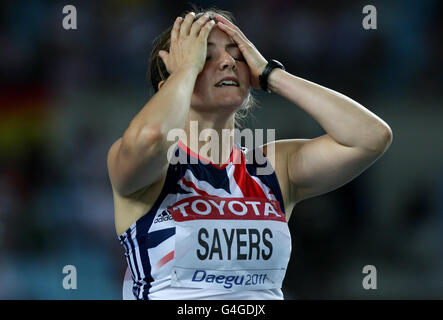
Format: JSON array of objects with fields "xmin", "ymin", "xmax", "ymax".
[
  {"xmin": 217, "ymin": 91, "xmax": 249, "ymax": 107},
  {"xmin": 218, "ymin": 97, "xmax": 244, "ymax": 109},
  {"xmin": 209, "ymin": 102, "xmax": 244, "ymax": 116},
  {"xmin": 192, "ymin": 94, "xmax": 247, "ymax": 113}
]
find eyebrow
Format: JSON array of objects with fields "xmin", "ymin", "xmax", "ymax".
[{"xmin": 207, "ymin": 42, "xmax": 238, "ymax": 49}]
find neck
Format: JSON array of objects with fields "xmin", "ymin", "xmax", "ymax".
[{"xmin": 180, "ymin": 109, "xmax": 235, "ymax": 165}]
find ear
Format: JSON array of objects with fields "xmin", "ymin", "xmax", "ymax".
[{"xmin": 158, "ymin": 80, "xmax": 165, "ymax": 91}]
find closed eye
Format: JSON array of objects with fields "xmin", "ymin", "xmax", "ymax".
[{"xmin": 206, "ymin": 55, "xmax": 245, "ymax": 62}]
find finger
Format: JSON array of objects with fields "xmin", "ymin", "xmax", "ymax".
[
  {"xmin": 180, "ymin": 12, "xmax": 195, "ymax": 38},
  {"xmin": 190, "ymin": 13, "xmax": 210, "ymax": 37},
  {"xmin": 217, "ymin": 22, "xmax": 247, "ymax": 47},
  {"xmin": 158, "ymin": 50, "xmax": 168, "ymax": 63},
  {"xmin": 215, "ymin": 14, "xmax": 245, "ymax": 37},
  {"xmin": 217, "ymin": 22, "xmax": 249, "ymax": 48},
  {"xmin": 198, "ymin": 19, "xmax": 216, "ymax": 41},
  {"xmin": 170, "ymin": 16, "xmax": 182, "ymax": 43}
]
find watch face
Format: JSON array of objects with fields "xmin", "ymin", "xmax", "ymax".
[{"xmin": 271, "ymin": 60, "xmax": 285, "ymax": 70}]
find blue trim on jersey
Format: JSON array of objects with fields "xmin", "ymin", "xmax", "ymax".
[
  {"xmin": 125, "ymin": 229, "xmax": 142, "ymax": 298},
  {"xmin": 147, "ymin": 228, "xmax": 175, "ymax": 249}
]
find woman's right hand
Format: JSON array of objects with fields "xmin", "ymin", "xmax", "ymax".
[{"xmin": 158, "ymin": 12, "xmax": 216, "ymax": 75}]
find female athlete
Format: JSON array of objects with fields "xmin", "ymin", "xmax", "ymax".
[{"xmin": 107, "ymin": 8, "xmax": 393, "ymax": 300}]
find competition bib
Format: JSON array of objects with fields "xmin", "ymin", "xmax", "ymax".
[{"xmin": 169, "ymin": 196, "xmax": 291, "ymax": 291}]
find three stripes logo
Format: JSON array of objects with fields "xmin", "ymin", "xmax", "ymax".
[{"xmin": 154, "ymin": 210, "xmax": 173, "ymax": 224}]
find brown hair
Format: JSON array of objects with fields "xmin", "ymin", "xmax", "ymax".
[{"xmin": 147, "ymin": 6, "xmax": 256, "ymax": 127}]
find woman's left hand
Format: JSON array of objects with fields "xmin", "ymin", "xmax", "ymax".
[{"xmin": 215, "ymin": 14, "xmax": 268, "ymax": 89}]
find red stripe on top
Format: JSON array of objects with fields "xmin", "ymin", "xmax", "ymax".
[
  {"xmin": 178, "ymin": 141, "xmax": 238, "ymax": 169},
  {"xmin": 180, "ymin": 177, "xmax": 211, "ymax": 196},
  {"xmin": 156, "ymin": 250, "xmax": 174, "ymax": 269},
  {"xmin": 233, "ymin": 151, "xmax": 267, "ymax": 199}
]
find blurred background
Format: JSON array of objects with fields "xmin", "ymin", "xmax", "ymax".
[{"xmin": 0, "ymin": 0, "xmax": 442, "ymax": 299}]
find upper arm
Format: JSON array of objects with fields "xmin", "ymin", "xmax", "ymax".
[
  {"xmin": 107, "ymin": 127, "xmax": 169, "ymax": 196},
  {"xmin": 277, "ymin": 133, "xmax": 390, "ymax": 203}
]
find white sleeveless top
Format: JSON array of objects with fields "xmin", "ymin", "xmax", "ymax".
[{"xmin": 119, "ymin": 142, "xmax": 292, "ymax": 300}]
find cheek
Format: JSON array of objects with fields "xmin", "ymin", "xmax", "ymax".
[
  {"xmin": 233, "ymin": 64, "xmax": 251, "ymax": 88},
  {"xmin": 193, "ymin": 73, "xmax": 213, "ymax": 96},
  {"xmin": 242, "ymin": 66, "xmax": 252, "ymax": 85},
  {"xmin": 191, "ymin": 74, "xmax": 214, "ymax": 106}
]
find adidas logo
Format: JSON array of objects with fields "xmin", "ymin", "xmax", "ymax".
[{"xmin": 154, "ymin": 210, "xmax": 173, "ymax": 223}]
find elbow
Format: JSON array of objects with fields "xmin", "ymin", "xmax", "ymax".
[
  {"xmin": 380, "ymin": 124, "xmax": 393, "ymax": 151},
  {"xmin": 136, "ymin": 124, "xmax": 165, "ymax": 153},
  {"xmin": 370, "ymin": 125, "xmax": 393, "ymax": 154},
  {"xmin": 122, "ymin": 123, "xmax": 164, "ymax": 157},
  {"xmin": 109, "ymin": 125, "xmax": 165, "ymax": 196},
  {"xmin": 358, "ymin": 123, "xmax": 393, "ymax": 154},
  {"xmin": 385, "ymin": 125, "xmax": 393, "ymax": 146}
]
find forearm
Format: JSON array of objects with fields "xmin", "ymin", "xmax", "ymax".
[
  {"xmin": 268, "ymin": 69, "xmax": 392, "ymax": 152},
  {"xmin": 128, "ymin": 67, "xmax": 198, "ymax": 137},
  {"xmin": 121, "ymin": 67, "xmax": 199, "ymax": 160}
]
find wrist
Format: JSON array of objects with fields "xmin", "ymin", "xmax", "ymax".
[
  {"xmin": 266, "ymin": 68, "xmax": 286, "ymax": 94},
  {"xmin": 174, "ymin": 64, "xmax": 201, "ymax": 78},
  {"xmin": 258, "ymin": 59, "xmax": 285, "ymax": 93}
]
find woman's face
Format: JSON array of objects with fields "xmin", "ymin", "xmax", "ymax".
[{"xmin": 191, "ymin": 26, "xmax": 251, "ymax": 113}]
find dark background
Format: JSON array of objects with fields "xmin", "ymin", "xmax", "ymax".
[{"xmin": 0, "ymin": 0, "xmax": 442, "ymax": 299}]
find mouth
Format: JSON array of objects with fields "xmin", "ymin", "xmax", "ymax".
[{"xmin": 214, "ymin": 78, "xmax": 240, "ymax": 88}]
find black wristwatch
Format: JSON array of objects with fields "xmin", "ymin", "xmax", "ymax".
[{"xmin": 259, "ymin": 59, "xmax": 285, "ymax": 93}]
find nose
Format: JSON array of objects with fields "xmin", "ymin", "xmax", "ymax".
[{"xmin": 218, "ymin": 51, "xmax": 236, "ymax": 71}]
